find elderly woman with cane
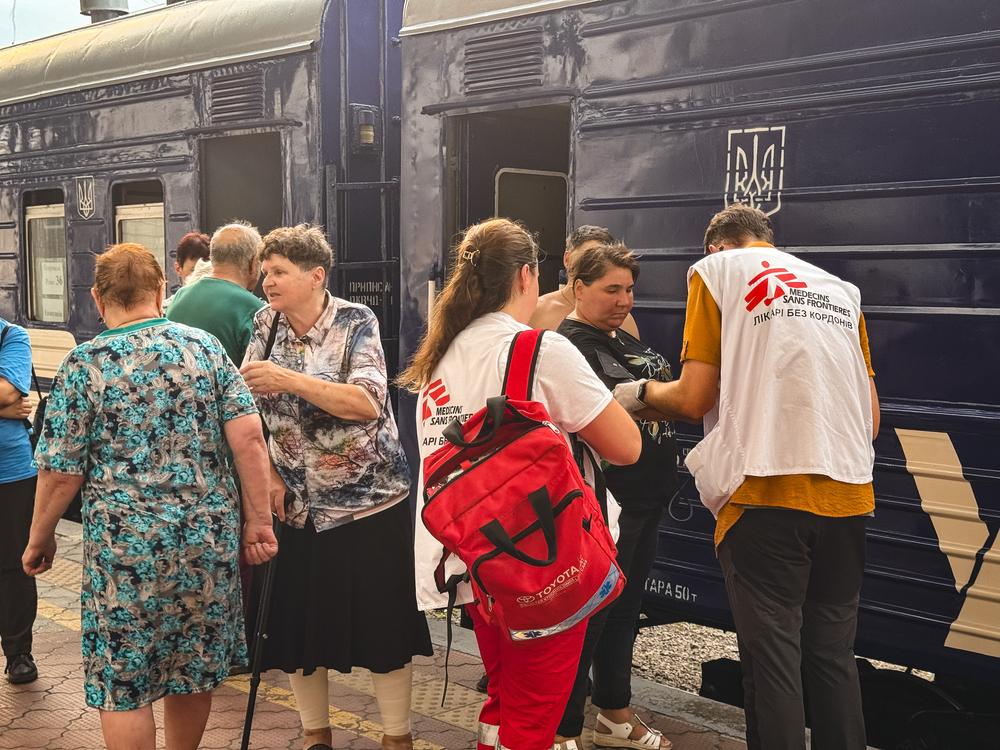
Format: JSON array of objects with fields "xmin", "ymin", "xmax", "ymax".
[
  {"xmin": 240, "ymin": 225, "xmax": 431, "ymax": 750},
  {"xmin": 22, "ymin": 243, "xmax": 278, "ymax": 750}
]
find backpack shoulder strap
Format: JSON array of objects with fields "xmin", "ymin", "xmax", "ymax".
[
  {"xmin": 573, "ymin": 437, "xmax": 609, "ymax": 523},
  {"xmin": 501, "ymin": 329, "xmax": 545, "ymax": 401}
]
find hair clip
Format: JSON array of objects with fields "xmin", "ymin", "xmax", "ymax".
[{"xmin": 459, "ymin": 247, "xmax": 480, "ymax": 266}]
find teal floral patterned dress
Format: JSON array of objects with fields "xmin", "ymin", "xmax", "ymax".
[{"xmin": 35, "ymin": 319, "xmax": 258, "ymax": 711}]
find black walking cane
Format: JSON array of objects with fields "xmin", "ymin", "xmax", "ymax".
[
  {"xmin": 240, "ymin": 311, "xmax": 284, "ymax": 749},
  {"xmin": 240, "ymin": 516, "xmax": 282, "ymax": 750}
]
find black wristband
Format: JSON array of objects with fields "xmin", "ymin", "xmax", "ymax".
[{"xmin": 637, "ymin": 380, "xmax": 648, "ymax": 404}]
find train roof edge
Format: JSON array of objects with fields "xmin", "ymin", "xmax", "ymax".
[
  {"xmin": 0, "ymin": 0, "xmax": 330, "ymax": 108},
  {"xmin": 399, "ymin": 0, "xmax": 603, "ymax": 37}
]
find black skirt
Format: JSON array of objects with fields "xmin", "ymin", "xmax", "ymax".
[{"xmin": 255, "ymin": 498, "xmax": 433, "ymax": 675}]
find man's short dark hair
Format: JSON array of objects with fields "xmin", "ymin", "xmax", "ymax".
[
  {"xmin": 703, "ymin": 203, "xmax": 774, "ymax": 252},
  {"xmin": 176, "ymin": 232, "xmax": 210, "ymax": 266},
  {"xmin": 566, "ymin": 225, "xmax": 615, "ymax": 252}
]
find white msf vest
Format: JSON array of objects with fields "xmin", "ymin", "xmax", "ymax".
[{"xmin": 684, "ymin": 247, "xmax": 874, "ymax": 516}]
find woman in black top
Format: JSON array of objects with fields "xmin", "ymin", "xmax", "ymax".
[{"xmin": 554, "ymin": 243, "xmax": 678, "ymax": 750}]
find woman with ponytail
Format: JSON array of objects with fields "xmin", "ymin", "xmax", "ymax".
[{"xmin": 401, "ymin": 219, "xmax": 640, "ymax": 750}]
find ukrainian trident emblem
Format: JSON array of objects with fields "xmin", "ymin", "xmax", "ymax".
[
  {"xmin": 725, "ymin": 126, "xmax": 786, "ymax": 216},
  {"xmin": 76, "ymin": 176, "xmax": 96, "ymax": 220}
]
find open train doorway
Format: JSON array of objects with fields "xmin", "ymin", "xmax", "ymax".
[{"xmin": 444, "ymin": 104, "xmax": 570, "ymax": 293}]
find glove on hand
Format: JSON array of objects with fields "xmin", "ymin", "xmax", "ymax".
[{"xmin": 613, "ymin": 379, "xmax": 649, "ymax": 415}]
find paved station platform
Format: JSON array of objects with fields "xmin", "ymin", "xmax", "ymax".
[{"xmin": 0, "ymin": 521, "xmax": 747, "ymax": 750}]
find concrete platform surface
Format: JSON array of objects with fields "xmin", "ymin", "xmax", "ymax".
[{"xmin": 0, "ymin": 520, "xmax": 747, "ymax": 749}]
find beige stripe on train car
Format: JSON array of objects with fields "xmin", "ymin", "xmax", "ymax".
[{"xmin": 897, "ymin": 428, "xmax": 1000, "ymax": 658}]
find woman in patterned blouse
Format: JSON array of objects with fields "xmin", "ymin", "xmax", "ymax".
[
  {"xmin": 240, "ymin": 225, "xmax": 431, "ymax": 750},
  {"xmin": 22, "ymin": 243, "xmax": 278, "ymax": 749}
]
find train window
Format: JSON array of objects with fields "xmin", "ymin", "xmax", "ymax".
[
  {"xmin": 112, "ymin": 180, "xmax": 165, "ymax": 267},
  {"xmin": 115, "ymin": 203, "xmax": 166, "ymax": 268},
  {"xmin": 25, "ymin": 203, "xmax": 68, "ymax": 324},
  {"xmin": 0, "ymin": 224, "xmax": 14, "ymax": 255}
]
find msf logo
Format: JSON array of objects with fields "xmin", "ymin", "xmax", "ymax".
[
  {"xmin": 726, "ymin": 125, "xmax": 786, "ymax": 216},
  {"xmin": 745, "ymin": 261, "xmax": 806, "ymax": 313},
  {"xmin": 421, "ymin": 379, "xmax": 449, "ymax": 422}
]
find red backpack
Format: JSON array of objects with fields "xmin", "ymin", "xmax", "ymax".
[{"xmin": 422, "ymin": 329, "xmax": 624, "ymax": 642}]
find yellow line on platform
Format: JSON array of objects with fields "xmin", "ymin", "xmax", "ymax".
[
  {"xmin": 225, "ymin": 675, "xmax": 444, "ymax": 750},
  {"xmin": 37, "ymin": 598, "xmax": 81, "ymax": 631},
  {"xmin": 34, "ymin": 597, "xmax": 446, "ymax": 750}
]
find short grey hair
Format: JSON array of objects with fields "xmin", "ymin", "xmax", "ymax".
[
  {"xmin": 260, "ymin": 224, "xmax": 334, "ymax": 272},
  {"xmin": 210, "ymin": 221, "xmax": 262, "ymax": 268}
]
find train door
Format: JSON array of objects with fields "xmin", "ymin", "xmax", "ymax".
[
  {"xmin": 443, "ymin": 104, "xmax": 571, "ymax": 293},
  {"xmin": 326, "ymin": 169, "xmax": 400, "ymax": 375},
  {"xmin": 324, "ymin": 0, "xmax": 404, "ymax": 378}
]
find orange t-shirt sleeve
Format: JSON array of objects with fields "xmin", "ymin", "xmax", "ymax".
[
  {"xmin": 858, "ymin": 313, "xmax": 875, "ymax": 377},
  {"xmin": 680, "ymin": 271, "xmax": 722, "ymax": 368}
]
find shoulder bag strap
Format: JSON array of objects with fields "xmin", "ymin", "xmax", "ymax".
[
  {"xmin": 500, "ymin": 329, "xmax": 545, "ymax": 401},
  {"xmin": 262, "ymin": 311, "xmax": 282, "ymax": 361},
  {"xmin": 30, "ymin": 365, "xmax": 42, "ymax": 400},
  {"xmin": 257, "ymin": 312, "xmax": 281, "ymax": 443},
  {"xmin": 0, "ymin": 324, "xmax": 42, "ymax": 399}
]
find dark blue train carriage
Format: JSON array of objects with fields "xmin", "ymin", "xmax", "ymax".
[
  {"xmin": 0, "ymin": 0, "xmax": 404, "ymax": 374},
  {"xmin": 4, "ymin": 0, "xmax": 1000, "ymax": 745},
  {"xmin": 396, "ymin": 1, "xmax": 1000, "ymax": 745}
]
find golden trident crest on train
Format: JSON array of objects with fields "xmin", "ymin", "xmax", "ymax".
[
  {"xmin": 76, "ymin": 176, "xmax": 96, "ymax": 220},
  {"xmin": 725, "ymin": 126, "xmax": 786, "ymax": 216}
]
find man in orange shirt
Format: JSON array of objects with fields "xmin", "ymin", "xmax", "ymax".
[{"xmin": 614, "ymin": 204, "xmax": 879, "ymax": 750}]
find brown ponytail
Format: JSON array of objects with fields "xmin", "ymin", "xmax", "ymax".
[{"xmin": 398, "ymin": 218, "xmax": 538, "ymax": 392}]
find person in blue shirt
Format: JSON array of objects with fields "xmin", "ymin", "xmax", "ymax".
[{"xmin": 0, "ymin": 317, "xmax": 39, "ymax": 684}]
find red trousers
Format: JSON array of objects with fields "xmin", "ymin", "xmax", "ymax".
[{"xmin": 469, "ymin": 605, "xmax": 588, "ymax": 750}]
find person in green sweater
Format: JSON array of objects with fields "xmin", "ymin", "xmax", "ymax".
[
  {"xmin": 167, "ymin": 221, "xmax": 265, "ymax": 365},
  {"xmin": 167, "ymin": 221, "xmax": 267, "ymax": 645}
]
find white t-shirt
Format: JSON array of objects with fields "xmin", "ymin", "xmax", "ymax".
[{"xmin": 413, "ymin": 311, "xmax": 615, "ymax": 611}]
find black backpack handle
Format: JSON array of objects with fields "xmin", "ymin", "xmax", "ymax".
[
  {"xmin": 442, "ymin": 395, "xmax": 508, "ymax": 448},
  {"xmin": 479, "ymin": 488, "xmax": 558, "ymax": 567}
]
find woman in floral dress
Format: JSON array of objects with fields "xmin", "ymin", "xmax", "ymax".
[{"xmin": 22, "ymin": 243, "xmax": 278, "ymax": 750}]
